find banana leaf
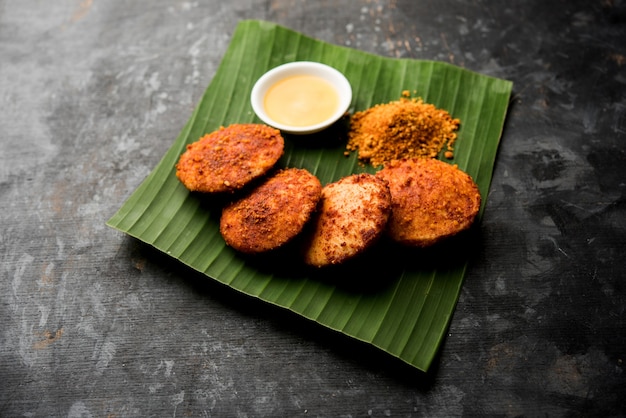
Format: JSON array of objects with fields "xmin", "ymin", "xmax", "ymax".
[{"xmin": 107, "ymin": 20, "xmax": 513, "ymax": 372}]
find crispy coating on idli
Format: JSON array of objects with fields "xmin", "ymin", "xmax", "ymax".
[
  {"xmin": 176, "ymin": 124, "xmax": 284, "ymax": 193},
  {"xmin": 376, "ymin": 158, "xmax": 481, "ymax": 247},
  {"xmin": 220, "ymin": 168, "xmax": 322, "ymax": 254},
  {"xmin": 303, "ymin": 173, "xmax": 391, "ymax": 267}
]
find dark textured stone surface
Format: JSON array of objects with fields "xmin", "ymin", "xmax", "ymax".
[{"xmin": 1, "ymin": 0, "xmax": 624, "ymax": 416}]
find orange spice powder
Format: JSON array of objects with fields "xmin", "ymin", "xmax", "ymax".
[{"xmin": 345, "ymin": 92, "xmax": 460, "ymax": 167}]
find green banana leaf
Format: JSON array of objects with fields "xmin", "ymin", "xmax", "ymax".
[{"xmin": 107, "ymin": 20, "xmax": 513, "ymax": 372}]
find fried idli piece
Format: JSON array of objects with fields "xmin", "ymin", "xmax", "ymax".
[
  {"xmin": 176, "ymin": 124, "xmax": 284, "ymax": 193},
  {"xmin": 303, "ymin": 173, "xmax": 391, "ymax": 268},
  {"xmin": 220, "ymin": 168, "xmax": 322, "ymax": 254},
  {"xmin": 376, "ymin": 158, "xmax": 481, "ymax": 247}
]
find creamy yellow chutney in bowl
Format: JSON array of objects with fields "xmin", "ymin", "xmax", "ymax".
[{"xmin": 250, "ymin": 61, "xmax": 352, "ymax": 135}]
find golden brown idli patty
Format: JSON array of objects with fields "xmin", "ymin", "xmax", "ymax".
[
  {"xmin": 176, "ymin": 124, "xmax": 284, "ymax": 193},
  {"xmin": 376, "ymin": 158, "xmax": 481, "ymax": 247},
  {"xmin": 220, "ymin": 168, "xmax": 322, "ymax": 254},
  {"xmin": 303, "ymin": 173, "xmax": 391, "ymax": 267}
]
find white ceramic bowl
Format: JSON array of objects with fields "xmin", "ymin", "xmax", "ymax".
[{"xmin": 250, "ymin": 61, "xmax": 352, "ymax": 135}]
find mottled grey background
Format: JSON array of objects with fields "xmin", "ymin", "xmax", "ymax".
[{"xmin": 1, "ymin": 0, "xmax": 625, "ymax": 416}]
